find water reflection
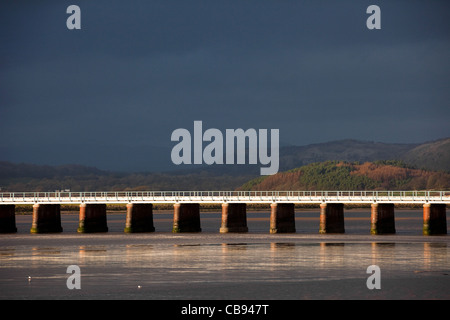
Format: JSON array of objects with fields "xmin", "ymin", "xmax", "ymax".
[
  {"xmin": 0, "ymin": 248, "xmax": 15, "ymax": 257},
  {"xmin": 3, "ymin": 241, "xmax": 448, "ymax": 275},
  {"xmin": 0, "ymin": 239, "xmax": 449, "ymax": 299},
  {"xmin": 77, "ymin": 246, "xmax": 108, "ymax": 267},
  {"xmin": 423, "ymin": 242, "xmax": 448, "ymax": 271},
  {"xmin": 270, "ymin": 242, "xmax": 295, "ymax": 249}
]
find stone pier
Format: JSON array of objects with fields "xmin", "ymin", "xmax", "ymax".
[
  {"xmin": 423, "ymin": 203, "xmax": 447, "ymax": 235},
  {"xmin": 77, "ymin": 203, "xmax": 108, "ymax": 233},
  {"xmin": 220, "ymin": 203, "xmax": 248, "ymax": 233},
  {"xmin": 30, "ymin": 204, "xmax": 63, "ymax": 233},
  {"xmin": 370, "ymin": 203, "xmax": 395, "ymax": 235},
  {"xmin": 173, "ymin": 203, "xmax": 201, "ymax": 233},
  {"xmin": 270, "ymin": 203, "xmax": 296, "ymax": 233},
  {"xmin": 124, "ymin": 203, "xmax": 155, "ymax": 233},
  {"xmin": 0, "ymin": 205, "xmax": 17, "ymax": 233},
  {"xmin": 319, "ymin": 203, "xmax": 344, "ymax": 234}
]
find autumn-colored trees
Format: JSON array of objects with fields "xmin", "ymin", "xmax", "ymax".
[{"xmin": 239, "ymin": 161, "xmax": 450, "ymax": 191}]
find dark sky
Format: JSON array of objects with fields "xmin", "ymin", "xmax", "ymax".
[{"xmin": 1, "ymin": 0, "xmax": 449, "ymax": 171}]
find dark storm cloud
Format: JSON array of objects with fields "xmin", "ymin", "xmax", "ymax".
[{"xmin": 0, "ymin": 0, "xmax": 449, "ymax": 171}]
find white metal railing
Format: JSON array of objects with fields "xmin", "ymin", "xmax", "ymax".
[{"xmin": 0, "ymin": 190, "xmax": 449, "ymax": 204}]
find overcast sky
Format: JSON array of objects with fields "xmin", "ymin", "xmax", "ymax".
[{"xmin": 1, "ymin": 0, "xmax": 449, "ymax": 171}]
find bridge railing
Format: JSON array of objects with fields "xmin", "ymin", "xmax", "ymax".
[{"xmin": 0, "ymin": 190, "xmax": 449, "ymax": 204}]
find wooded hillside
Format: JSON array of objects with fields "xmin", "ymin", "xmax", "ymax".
[{"xmin": 238, "ymin": 161, "xmax": 450, "ymax": 191}]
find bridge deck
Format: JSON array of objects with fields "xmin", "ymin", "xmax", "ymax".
[{"xmin": 1, "ymin": 191, "xmax": 449, "ymax": 205}]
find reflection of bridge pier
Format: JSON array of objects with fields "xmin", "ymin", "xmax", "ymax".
[
  {"xmin": 319, "ymin": 242, "xmax": 345, "ymax": 268},
  {"xmin": 422, "ymin": 242, "xmax": 447, "ymax": 270},
  {"xmin": 370, "ymin": 242, "xmax": 395, "ymax": 266}
]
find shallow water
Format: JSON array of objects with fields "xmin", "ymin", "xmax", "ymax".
[{"xmin": 0, "ymin": 210, "xmax": 449, "ymax": 299}]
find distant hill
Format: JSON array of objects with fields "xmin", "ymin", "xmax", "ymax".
[
  {"xmin": 238, "ymin": 160, "xmax": 450, "ymax": 191},
  {"xmin": 0, "ymin": 161, "xmax": 253, "ymax": 192},
  {"xmin": 0, "ymin": 162, "xmax": 106, "ymax": 180},
  {"xmin": 401, "ymin": 138, "xmax": 450, "ymax": 172},
  {"xmin": 280, "ymin": 138, "xmax": 450, "ymax": 173},
  {"xmin": 0, "ymin": 137, "xmax": 449, "ymax": 192},
  {"xmin": 170, "ymin": 137, "xmax": 450, "ymax": 175},
  {"xmin": 279, "ymin": 139, "xmax": 417, "ymax": 172}
]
